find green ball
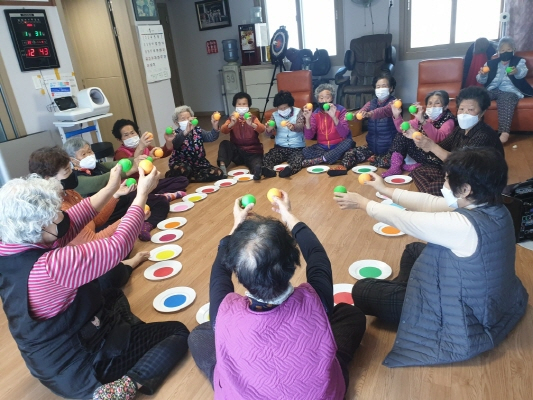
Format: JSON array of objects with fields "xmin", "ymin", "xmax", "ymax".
[
  {"xmin": 146, "ymin": 156, "xmax": 153, "ymax": 162},
  {"xmin": 117, "ymin": 158, "xmax": 132, "ymax": 173},
  {"xmin": 346, "ymin": 112, "xmax": 354, "ymax": 121},
  {"xmin": 125, "ymin": 178, "xmax": 137, "ymax": 187},
  {"xmin": 165, "ymin": 126, "xmax": 174, "ymax": 135},
  {"xmin": 408, "ymin": 105, "xmax": 418, "ymax": 114},
  {"xmin": 241, "ymin": 194, "xmax": 256, "ymax": 208},
  {"xmin": 323, "ymin": 103, "xmax": 330, "ymax": 111},
  {"xmin": 400, "ymin": 121, "xmax": 410, "ymax": 131},
  {"xmin": 268, "ymin": 120, "xmax": 276, "ymax": 127},
  {"xmin": 191, "ymin": 118, "xmax": 199, "ymax": 126},
  {"xmin": 244, "ymin": 112, "xmax": 251, "ymax": 119},
  {"xmin": 333, "ymin": 185, "xmax": 347, "ymax": 193},
  {"xmin": 506, "ymin": 66, "xmax": 513, "ymax": 74}
]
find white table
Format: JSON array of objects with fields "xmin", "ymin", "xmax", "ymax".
[{"xmin": 53, "ymin": 113, "xmax": 113, "ymax": 143}]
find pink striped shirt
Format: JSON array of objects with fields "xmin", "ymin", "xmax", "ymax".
[{"xmin": 0, "ymin": 198, "xmax": 144, "ymax": 320}]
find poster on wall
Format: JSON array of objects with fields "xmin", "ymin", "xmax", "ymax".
[{"xmin": 138, "ymin": 25, "xmax": 171, "ymax": 83}]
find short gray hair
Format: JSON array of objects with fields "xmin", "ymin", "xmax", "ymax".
[
  {"xmin": 314, "ymin": 83, "xmax": 336, "ymax": 101},
  {"xmin": 63, "ymin": 136, "xmax": 89, "ymax": 158},
  {"xmin": 172, "ymin": 105, "xmax": 194, "ymax": 124},
  {"xmin": 498, "ymin": 36, "xmax": 515, "ymax": 51},
  {"xmin": 0, "ymin": 174, "xmax": 62, "ymax": 244}
]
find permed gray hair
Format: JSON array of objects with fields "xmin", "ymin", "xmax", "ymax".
[
  {"xmin": 63, "ymin": 136, "xmax": 90, "ymax": 158},
  {"xmin": 498, "ymin": 36, "xmax": 515, "ymax": 52},
  {"xmin": 172, "ymin": 105, "xmax": 194, "ymax": 124},
  {"xmin": 314, "ymin": 83, "xmax": 336, "ymax": 101},
  {"xmin": 0, "ymin": 174, "xmax": 62, "ymax": 244}
]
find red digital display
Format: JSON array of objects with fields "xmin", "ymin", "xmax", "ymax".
[{"xmin": 25, "ymin": 47, "xmax": 50, "ymax": 57}]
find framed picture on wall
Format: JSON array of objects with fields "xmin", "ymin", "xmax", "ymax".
[
  {"xmin": 195, "ymin": 0, "xmax": 231, "ymax": 31},
  {"xmin": 132, "ymin": 0, "xmax": 159, "ymax": 22}
]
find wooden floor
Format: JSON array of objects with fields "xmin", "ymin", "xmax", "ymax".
[{"xmin": 1, "ymin": 125, "xmax": 533, "ymax": 400}]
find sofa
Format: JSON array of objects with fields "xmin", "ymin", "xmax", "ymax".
[{"xmin": 417, "ymin": 51, "xmax": 533, "ymax": 132}]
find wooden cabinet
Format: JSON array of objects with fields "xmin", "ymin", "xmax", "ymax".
[{"xmin": 240, "ymin": 64, "xmax": 278, "ymax": 113}]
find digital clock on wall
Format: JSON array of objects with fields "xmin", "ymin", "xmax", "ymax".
[{"xmin": 4, "ymin": 9, "xmax": 60, "ymax": 71}]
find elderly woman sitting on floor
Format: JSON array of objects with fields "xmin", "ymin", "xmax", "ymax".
[
  {"xmin": 334, "ymin": 146, "xmax": 528, "ymax": 367},
  {"xmin": 477, "ymin": 36, "xmax": 533, "ymax": 143},
  {"xmin": 301, "ymin": 83, "xmax": 353, "ymax": 167},
  {"xmin": 0, "ymin": 167, "xmax": 189, "ymax": 399},
  {"xmin": 188, "ymin": 192, "xmax": 366, "ymax": 399}
]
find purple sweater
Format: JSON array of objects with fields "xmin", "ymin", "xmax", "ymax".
[{"xmin": 213, "ymin": 283, "xmax": 345, "ymax": 399}]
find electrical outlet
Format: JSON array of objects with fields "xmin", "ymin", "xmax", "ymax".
[{"xmin": 389, "ymin": 0, "xmax": 393, "ymax": 6}]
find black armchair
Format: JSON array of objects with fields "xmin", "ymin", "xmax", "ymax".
[{"xmin": 335, "ymin": 34, "xmax": 396, "ymax": 109}]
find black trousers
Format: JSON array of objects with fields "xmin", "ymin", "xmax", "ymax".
[
  {"xmin": 217, "ymin": 140, "xmax": 263, "ymax": 172},
  {"xmin": 187, "ymin": 303, "xmax": 366, "ymax": 392},
  {"xmin": 352, "ymin": 242, "xmax": 426, "ymax": 325},
  {"xmin": 93, "ymin": 278, "xmax": 189, "ymax": 395}
]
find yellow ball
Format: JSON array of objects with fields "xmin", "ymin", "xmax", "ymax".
[
  {"xmin": 280, "ymin": 120, "xmax": 288, "ymax": 127},
  {"xmin": 145, "ymin": 132, "xmax": 153, "ymax": 140},
  {"xmin": 358, "ymin": 173, "xmax": 372, "ymax": 185},
  {"xmin": 412, "ymin": 131, "xmax": 423, "ymax": 140},
  {"xmin": 153, "ymin": 148, "xmax": 164, "ymax": 158},
  {"xmin": 305, "ymin": 103, "xmax": 313, "ymax": 110},
  {"xmin": 267, "ymin": 188, "xmax": 282, "ymax": 203},
  {"xmin": 213, "ymin": 112, "xmax": 221, "ymax": 121},
  {"xmin": 482, "ymin": 66, "xmax": 490, "ymax": 73},
  {"xmin": 356, "ymin": 113, "xmax": 363, "ymax": 120},
  {"xmin": 144, "ymin": 205, "xmax": 150, "ymax": 213},
  {"xmin": 393, "ymin": 100, "xmax": 402, "ymax": 108},
  {"xmin": 139, "ymin": 159, "xmax": 154, "ymax": 174}
]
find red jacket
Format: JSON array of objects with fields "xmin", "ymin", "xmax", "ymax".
[{"xmin": 220, "ymin": 116, "xmax": 265, "ymax": 154}]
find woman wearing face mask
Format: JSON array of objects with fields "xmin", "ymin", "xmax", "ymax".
[
  {"xmin": 328, "ymin": 75, "xmax": 395, "ymax": 177},
  {"xmin": 112, "ymin": 119, "xmax": 174, "ymax": 176},
  {"xmin": 301, "ymin": 83, "xmax": 353, "ymax": 169},
  {"xmin": 166, "ymin": 105, "xmax": 224, "ymax": 182},
  {"xmin": 260, "ymin": 90, "xmax": 305, "ymax": 178},
  {"xmin": 334, "ymin": 147, "xmax": 528, "ymax": 368},
  {"xmin": 410, "ymin": 86, "xmax": 503, "ymax": 196},
  {"xmin": 0, "ymin": 168, "xmax": 190, "ymax": 399},
  {"xmin": 382, "ymin": 90, "xmax": 456, "ymax": 177},
  {"xmin": 63, "ymin": 137, "xmax": 188, "ymax": 241},
  {"xmin": 477, "ymin": 36, "xmax": 533, "ymax": 144},
  {"xmin": 28, "ymin": 146, "xmax": 150, "ymax": 254}
]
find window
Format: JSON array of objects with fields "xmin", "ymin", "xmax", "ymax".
[
  {"xmin": 263, "ymin": 0, "xmax": 344, "ymax": 65},
  {"xmin": 400, "ymin": 0, "xmax": 503, "ymax": 60}
]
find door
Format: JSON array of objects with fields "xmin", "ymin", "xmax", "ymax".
[
  {"xmin": 60, "ymin": 0, "xmax": 134, "ymax": 144},
  {"xmin": 157, "ymin": 2, "xmax": 184, "ymax": 107}
]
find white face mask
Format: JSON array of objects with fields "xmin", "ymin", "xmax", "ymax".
[
  {"xmin": 178, "ymin": 121, "xmax": 189, "ymax": 131},
  {"xmin": 236, "ymin": 107, "xmax": 249, "ymax": 115},
  {"xmin": 123, "ymin": 135, "xmax": 140, "ymax": 149},
  {"xmin": 278, "ymin": 108, "xmax": 291, "ymax": 117},
  {"xmin": 441, "ymin": 185, "xmax": 460, "ymax": 209},
  {"xmin": 375, "ymin": 88, "xmax": 390, "ymax": 101},
  {"xmin": 79, "ymin": 154, "xmax": 97, "ymax": 170},
  {"xmin": 426, "ymin": 107, "xmax": 443, "ymax": 120},
  {"xmin": 457, "ymin": 113, "xmax": 479, "ymax": 130}
]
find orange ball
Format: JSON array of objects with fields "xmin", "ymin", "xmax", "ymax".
[
  {"xmin": 145, "ymin": 132, "xmax": 153, "ymax": 140},
  {"xmin": 358, "ymin": 173, "xmax": 372, "ymax": 185},
  {"xmin": 356, "ymin": 113, "xmax": 363, "ymax": 120},
  {"xmin": 153, "ymin": 147, "xmax": 164, "ymax": 158},
  {"xmin": 139, "ymin": 159, "xmax": 153, "ymax": 174},
  {"xmin": 267, "ymin": 188, "xmax": 282, "ymax": 203},
  {"xmin": 305, "ymin": 103, "xmax": 313, "ymax": 110},
  {"xmin": 482, "ymin": 66, "xmax": 490, "ymax": 73},
  {"xmin": 280, "ymin": 120, "xmax": 288, "ymax": 127},
  {"xmin": 412, "ymin": 131, "xmax": 423, "ymax": 140},
  {"xmin": 233, "ymin": 111, "xmax": 240, "ymax": 119},
  {"xmin": 213, "ymin": 112, "xmax": 221, "ymax": 121},
  {"xmin": 393, "ymin": 100, "xmax": 402, "ymax": 108},
  {"xmin": 144, "ymin": 205, "xmax": 150, "ymax": 213}
]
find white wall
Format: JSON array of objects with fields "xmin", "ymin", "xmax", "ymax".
[
  {"xmin": 166, "ymin": 0, "xmax": 425, "ymax": 110},
  {"xmin": 0, "ymin": 6, "xmax": 75, "ymax": 135},
  {"xmin": 166, "ymin": 0, "xmax": 253, "ymax": 112}
]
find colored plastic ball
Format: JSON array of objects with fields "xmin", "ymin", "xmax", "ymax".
[
  {"xmin": 268, "ymin": 120, "xmax": 276, "ymax": 127},
  {"xmin": 333, "ymin": 185, "xmax": 347, "ymax": 195},
  {"xmin": 165, "ymin": 126, "xmax": 174, "ymax": 135},
  {"xmin": 358, "ymin": 173, "xmax": 372, "ymax": 185},
  {"xmin": 412, "ymin": 131, "xmax": 423, "ymax": 140},
  {"xmin": 139, "ymin": 159, "xmax": 154, "ymax": 174},
  {"xmin": 153, "ymin": 148, "xmax": 164, "ymax": 158},
  {"xmin": 400, "ymin": 121, "xmax": 410, "ymax": 131},
  {"xmin": 267, "ymin": 188, "xmax": 282, "ymax": 203},
  {"xmin": 213, "ymin": 112, "xmax": 221, "ymax": 121},
  {"xmin": 241, "ymin": 194, "xmax": 257, "ymax": 208},
  {"xmin": 506, "ymin": 66, "xmax": 513, "ymax": 74},
  {"xmin": 323, "ymin": 103, "xmax": 330, "ymax": 111},
  {"xmin": 117, "ymin": 158, "xmax": 132, "ymax": 173},
  {"xmin": 191, "ymin": 118, "xmax": 199, "ymax": 126},
  {"xmin": 346, "ymin": 112, "xmax": 354, "ymax": 121},
  {"xmin": 408, "ymin": 105, "xmax": 418, "ymax": 114},
  {"xmin": 125, "ymin": 178, "xmax": 137, "ymax": 187},
  {"xmin": 393, "ymin": 100, "xmax": 402, "ymax": 108}
]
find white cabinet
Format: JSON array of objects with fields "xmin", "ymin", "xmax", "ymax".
[{"xmin": 240, "ymin": 64, "xmax": 278, "ymax": 113}]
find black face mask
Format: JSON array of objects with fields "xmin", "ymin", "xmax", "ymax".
[
  {"xmin": 43, "ymin": 212, "xmax": 71, "ymax": 239},
  {"xmin": 500, "ymin": 51, "xmax": 513, "ymax": 62},
  {"xmin": 60, "ymin": 171, "xmax": 78, "ymax": 190}
]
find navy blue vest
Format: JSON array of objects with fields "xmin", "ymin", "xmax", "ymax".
[
  {"xmin": 0, "ymin": 248, "xmax": 128, "ymax": 398},
  {"xmin": 485, "ymin": 56, "xmax": 533, "ymax": 97},
  {"xmin": 366, "ymin": 96, "xmax": 397, "ymax": 155}
]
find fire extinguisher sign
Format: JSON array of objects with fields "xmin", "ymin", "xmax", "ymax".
[{"xmin": 206, "ymin": 40, "xmax": 218, "ymax": 54}]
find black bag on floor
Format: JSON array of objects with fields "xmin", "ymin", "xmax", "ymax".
[{"xmin": 503, "ymin": 178, "xmax": 533, "ymax": 243}]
